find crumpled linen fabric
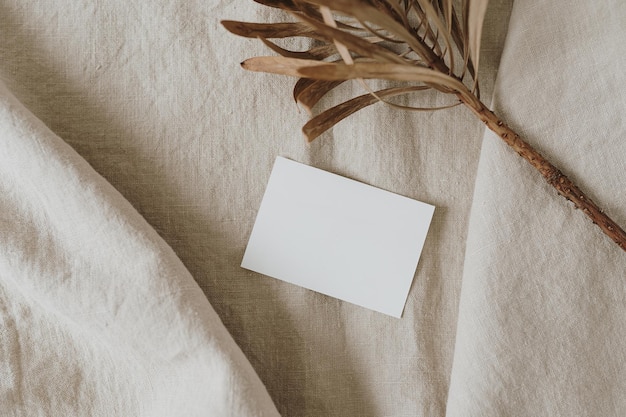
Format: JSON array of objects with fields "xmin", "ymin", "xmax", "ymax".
[
  {"xmin": 3, "ymin": 0, "xmax": 625, "ymax": 416},
  {"xmin": 0, "ymin": 1, "xmax": 511, "ymax": 415},
  {"xmin": 447, "ymin": 0, "xmax": 626, "ymax": 415},
  {"xmin": 0, "ymin": 82, "xmax": 280, "ymax": 416}
]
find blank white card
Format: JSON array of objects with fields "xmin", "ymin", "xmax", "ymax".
[{"xmin": 241, "ymin": 157, "xmax": 435, "ymax": 318}]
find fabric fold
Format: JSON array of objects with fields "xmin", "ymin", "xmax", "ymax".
[
  {"xmin": 0, "ymin": 81, "xmax": 280, "ymax": 416},
  {"xmin": 447, "ymin": 1, "xmax": 626, "ymax": 415}
]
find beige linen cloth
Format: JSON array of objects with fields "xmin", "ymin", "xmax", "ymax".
[
  {"xmin": 0, "ymin": 0, "xmax": 624, "ymax": 416},
  {"xmin": 447, "ymin": 1, "xmax": 626, "ymax": 415},
  {"xmin": 0, "ymin": 83, "xmax": 279, "ymax": 416}
]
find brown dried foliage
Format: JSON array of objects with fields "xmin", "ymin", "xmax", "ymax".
[
  {"xmin": 222, "ymin": 0, "xmax": 626, "ymax": 252},
  {"xmin": 222, "ymin": 0, "xmax": 485, "ymax": 141}
]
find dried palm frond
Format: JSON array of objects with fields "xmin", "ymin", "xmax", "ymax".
[{"xmin": 222, "ymin": 0, "xmax": 626, "ymax": 252}]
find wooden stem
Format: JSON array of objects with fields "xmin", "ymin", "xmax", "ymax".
[{"xmin": 458, "ymin": 94, "xmax": 626, "ymax": 252}]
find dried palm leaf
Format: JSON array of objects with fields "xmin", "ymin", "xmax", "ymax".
[{"xmin": 222, "ymin": 0, "xmax": 626, "ymax": 251}]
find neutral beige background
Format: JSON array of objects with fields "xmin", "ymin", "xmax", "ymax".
[
  {"xmin": 11, "ymin": 1, "xmax": 625, "ymax": 416},
  {"xmin": 0, "ymin": 2, "xmax": 512, "ymax": 415}
]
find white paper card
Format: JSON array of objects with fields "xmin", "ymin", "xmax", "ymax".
[{"xmin": 241, "ymin": 157, "xmax": 435, "ymax": 318}]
